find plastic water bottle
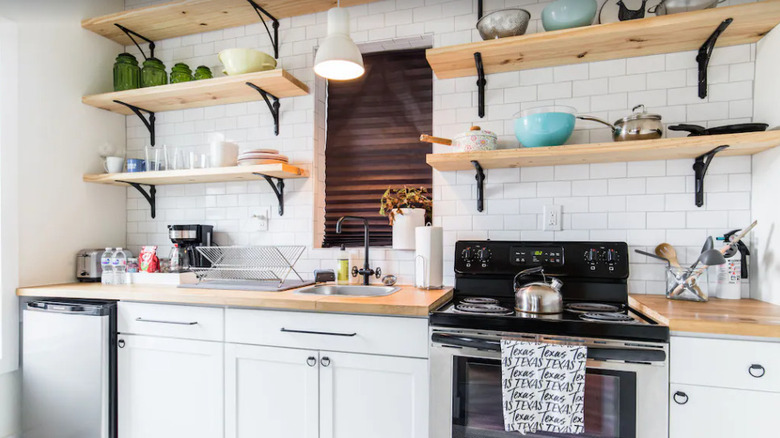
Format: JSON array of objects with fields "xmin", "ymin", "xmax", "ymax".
[
  {"xmin": 100, "ymin": 248, "xmax": 113, "ymax": 285},
  {"xmin": 112, "ymin": 248, "xmax": 128, "ymax": 285}
]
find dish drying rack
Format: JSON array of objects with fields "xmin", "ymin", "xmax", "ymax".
[{"xmin": 191, "ymin": 246, "xmax": 308, "ymax": 289}]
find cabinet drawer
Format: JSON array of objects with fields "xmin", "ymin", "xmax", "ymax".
[
  {"xmin": 225, "ymin": 308, "xmax": 429, "ymax": 358},
  {"xmin": 119, "ymin": 302, "xmax": 224, "ymax": 342},
  {"xmin": 671, "ymin": 336, "xmax": 780, "ymax": 392}
]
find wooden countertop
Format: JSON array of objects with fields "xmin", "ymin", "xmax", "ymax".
[
  {"xmin": 630, "ymin": 294, "xmax": 780, "ymax": 338},
  {"xmin": 16, "ymin": 283, "xmax": 452, "ymax": 317}
]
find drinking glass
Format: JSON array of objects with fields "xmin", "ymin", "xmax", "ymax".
[{"xmin": 145, "ymin": 146, "xmax": 161, "ymax": 171}]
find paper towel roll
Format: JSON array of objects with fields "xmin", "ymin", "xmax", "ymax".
[{"xmin": 415, "ymin": 226, "xmax": 443, "ymax": 289}]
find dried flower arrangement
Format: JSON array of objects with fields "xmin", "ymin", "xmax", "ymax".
[{"xmin": 379, "ymin": 187, "xmax": 433, "ymax": 225}]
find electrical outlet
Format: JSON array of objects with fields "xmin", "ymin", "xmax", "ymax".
[
  {"xmin": 543, "ymin": 204, "xmax": 562, "ymax": 231},
  {"xmin": 252, "ymin": 207, "xmax": 270, "ymax": 231}
]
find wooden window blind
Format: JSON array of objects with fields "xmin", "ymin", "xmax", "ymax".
[{"xmin": 322, "ymin": 49, "xmax": 433, "ymax": 248}]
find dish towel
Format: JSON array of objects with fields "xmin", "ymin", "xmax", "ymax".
[{"xmin": 501, "ymin": 340, "xmax": 587, "ymax": 435}]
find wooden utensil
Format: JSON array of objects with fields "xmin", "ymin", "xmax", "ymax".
[
  {"xmin": 655, "ymin": 243, "xmax": 681, "ymax": 268},
  {"xmin": 419, "ymin": 134, "xmax": 452, "ymax": 146}
]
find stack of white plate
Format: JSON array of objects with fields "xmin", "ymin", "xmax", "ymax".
[{"xmin": 237, "ymin": 149, "xmax": 289, "ymax": 166}]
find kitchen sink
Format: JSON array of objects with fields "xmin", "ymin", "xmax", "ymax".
[{"xmin": 296, "ymin": 285, "xmax": 400, "ymax": 297}]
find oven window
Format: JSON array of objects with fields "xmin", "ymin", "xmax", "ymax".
[{"xmin": 453, "ymin": 358, "xmax": 636, "ymax": 438}]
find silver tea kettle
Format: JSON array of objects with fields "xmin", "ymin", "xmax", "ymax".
[{"xmin": 514, "ymin": 266, "xmax": 563, "ymax": 314}]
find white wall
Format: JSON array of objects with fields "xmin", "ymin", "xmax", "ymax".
[
  {"xmin": 750, "ymin": 25, "xmax": 780, "ymax": 305},
  {"xmin": 122, "ymin": 0, "xmax": 758, "ymax": 294},
  {"xmin": 0, "ymin": 0, "xmax": 125, "ymax": 435}
]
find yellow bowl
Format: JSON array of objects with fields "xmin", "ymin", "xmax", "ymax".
[{"xmin": 218, "ymin": 48, "xmax": 277, "ymax": 75}]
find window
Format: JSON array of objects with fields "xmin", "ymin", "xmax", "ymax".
[{"xmin": 322, "ymin": 49, "xmax": 433, "ymax": 248}]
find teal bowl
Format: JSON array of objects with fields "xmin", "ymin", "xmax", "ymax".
[
  {"xmin": 542, "ymin": 0, "xmax": 598, "ymax": 32},
  {"xmin": 514, "ymin": 106, "xmax": 576, "ymax": 148}
]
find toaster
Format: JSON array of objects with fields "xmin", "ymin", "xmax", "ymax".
[{"xmin": 76, "ymin": 249, "xmax": 104, "ymax": 282}]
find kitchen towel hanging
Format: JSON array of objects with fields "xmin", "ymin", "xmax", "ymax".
[
  {"xmin": 501, "ymin": 340, "xmax": 587, "ymax": 435},
  {"xmin": 415, "ymin": 225, "xmax": 443, "ymax": 289}
]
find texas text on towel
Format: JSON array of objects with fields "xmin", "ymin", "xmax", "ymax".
[{"xmin": 501, "ymin": 340, "xmax": 587, "ymax": 435}]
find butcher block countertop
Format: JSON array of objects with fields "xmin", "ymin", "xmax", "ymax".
[
  {"xmin": 630, "ymin": 294, "xmax": 780, "ymax": 339},
  {"xmin": 16, "ymin": 283, "xmax": 453, "ymax": 317}
]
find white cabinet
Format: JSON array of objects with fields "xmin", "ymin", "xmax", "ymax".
[
  {"xmin": 669, "ymin": 335, "xmax": 780, "ymax": 438},
  {"xmin": 319, "ymin": 350, "xmax": 429, "ymax": 438},
  {"xmin": 118, "ymin": 335, "xmax": 224, "ymax": 438},
  {"xmin": 225, "ymin": 343, "xmax": 319, "ymax": 438},
  {"xmin": 670, "ymin": 384, "xmax": 780, "ymax": 437}
]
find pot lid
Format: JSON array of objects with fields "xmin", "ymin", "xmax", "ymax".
[
  {"xmin": 453, "ymin": 126, "xmax": 497, "ymax": 140},
  {"xmin": 619, "ymin": 104, "xmax": 662, "ymax": 123}
]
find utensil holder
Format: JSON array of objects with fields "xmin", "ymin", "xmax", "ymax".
[{"xmin": 666, "ymin": 266, "xmax": 709, "ymax": 302}]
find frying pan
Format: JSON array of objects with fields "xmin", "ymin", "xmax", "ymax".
[{"xmin": 668, "ymin": 123, "xmax": 768, "ymax": 137}]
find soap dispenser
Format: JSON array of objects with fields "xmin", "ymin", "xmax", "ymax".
[{"xmin": 336, "ymin": 244, "xmax": 349, "ymax": 285}]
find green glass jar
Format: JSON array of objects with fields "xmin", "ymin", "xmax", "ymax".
[
  {"xmin": 193, "ymin": 65, "xmax": 213, "ymax": 80},
  {"xmin": 113, "ymin": 53, "xmax": 140, "ymax": 91},
  {"xmin": 170, "ymin": 62, "xmax": 193, "ymax": 84},
  {"xmin": 141, "ymin": 57, "xmax": 167, "ymax": 88}
]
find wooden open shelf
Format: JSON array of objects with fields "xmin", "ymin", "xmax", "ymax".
[
  {"xmin": 84, "ymin": 163, "xmax": 308, "ymax": 186},
  {"xmin": 427, "ymin": 1, "xmax": 780, "ymax": 79},
  {"xmin": 426, "ymin": 131, "xmax": 780, "ymax": 171},
  {"xmin": 82, "ymin": 69, "xmax": 308, "ymax": 115},
  {"xmin": 82, "ymin": 0, "xmax": 379, "ymax": 45}
]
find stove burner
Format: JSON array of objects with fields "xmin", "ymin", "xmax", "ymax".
[
  {"xmin": 579, "ymin": 312, "xmax": 636, "ymax": 323},
  {"xmin": 455, "ymin": 303, "xmax": 513, "ymax": 316},
  {"xmin": 461, "ymin": 297, "xmax": 499, "ymax": 305},
  {"xmin": 566, "ymin": 303, "xmax": 622, "ymax": 314}
]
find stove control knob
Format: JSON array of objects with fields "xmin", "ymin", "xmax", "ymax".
[
  {"xmin": 477, "ymin": 248, "xmax": 491, "ymax": 262},
  {"xmin": 461, "ymin": 248, "xmax": 473, "ymax": 261},
  {"xmin": 605, "ymin": 249, "xmax": 618, "ymax": 264},
  {"xmin": 585, "ymin": 249, "xmax": 600, "ymax": 264}
]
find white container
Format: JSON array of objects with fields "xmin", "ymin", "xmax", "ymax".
[
  {"xmin": 715, "ymin": 255, "xmax": 742, "ymax": 299},
  {"xmin": 210, "ymin": 141, "xmax": 238, "ymax": 167},
  {"xmin": 392, "ymin": 208, "xmax": 425, "ymax": 250},
  {"xmin": 415, "ymin": 226, "xmax": 443, "ymax": 289}
]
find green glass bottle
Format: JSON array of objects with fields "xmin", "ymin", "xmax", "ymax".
[
  {"xmin": 141, "ymin": 57, "xmax": 167, "ymax": 88},
  {"xmin": 170, "ymin": 62, "xmax": 194, "ymax": 84},
  {"xmin": 193, "ymin": 65, "xmax": 213, "ymax": 80},
  {"xmin": 113, "ymin": 53, "xmax": 140, "ymax": 91}
]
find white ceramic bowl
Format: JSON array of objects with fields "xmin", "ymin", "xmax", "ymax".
[{"xmin": 218, "ymin": 48, "xmax": 277, "ymax": 75}]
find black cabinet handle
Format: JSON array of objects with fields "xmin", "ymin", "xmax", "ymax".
[
  {"xmin": 306, "ymin": 356, "xmax": 317, "ymax": 367},
  {"xmin": 118, "ymin": 339, "xmax": 125, "ymax": 349},
  {"xmin": 673, "ymin": 391, "xmax": 688, "ymax": 405},
  {"xmin": 749, "ymin": 364, "xmax": 766, "ymax": 378},
  {"xmin": 321, "ymin": 356, "xmax": 331, "ymax": 367}
]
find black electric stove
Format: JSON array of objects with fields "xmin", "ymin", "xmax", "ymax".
[{"xmin": 430, "ymin": 241, "xmax": 669, "ymax": 343}]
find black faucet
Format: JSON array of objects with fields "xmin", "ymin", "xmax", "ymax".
[{"xmin": 335, "ymin": 216, "xmax": 378, "ymax": 285}]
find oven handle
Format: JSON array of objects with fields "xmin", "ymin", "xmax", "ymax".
[{"xmin": 431, "ymin": 333, "xmax": 667, "ymax": 363}]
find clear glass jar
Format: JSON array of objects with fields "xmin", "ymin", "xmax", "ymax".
[
  {"xmin": 170, "ymin": 62, "xmax": 193, "ymax": 84},
  {"xmin": 113, "ymin": 53, "xmax": 140, "ymax": 91},
  {"xmin": 666, "ymin": 266, "xmax": 709, "ymax": 302},
  {"xmin": 141, "ymin": 57, "xmax": 167, "ymax": 88}
]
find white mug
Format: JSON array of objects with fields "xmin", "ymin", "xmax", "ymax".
[
  {"xmin": 104, "ymin": 156, "xmax": 124, "ymax": 173},
  {"xmin": 210, "ymin": 141, "xmax": 238, "ymax": 167}
]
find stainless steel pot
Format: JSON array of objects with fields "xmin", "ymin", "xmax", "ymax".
[
  {"xmin": 577, "ymin": 104, "xmax": 664, "ymax": 142},
  {"xmin": 514, "ymin": 266, "xmax": 563, "ymax": 314},
  {"xmin": 650, "ymin": 0, "xmax": 725, "ymax": 15}
]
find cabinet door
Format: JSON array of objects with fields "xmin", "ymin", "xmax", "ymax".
[
  {"xmin": 670, "ymin": 384, "xmax": 780, "ymax": 438},
  {"xmin": 225, "ymin": 343, "xmax": 319, "ymax": 438},
  {"xmin": 320, "ymin": 351, "xmax": 428, "ymax": 438},
  {"xmin": 118, "ymin": 335, "xmax": 223, "ymax": 438}
]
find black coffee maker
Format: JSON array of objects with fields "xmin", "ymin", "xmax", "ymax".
[{"xmin": 168, "ymin": 224, "xmax": 214, "ymax": 268}]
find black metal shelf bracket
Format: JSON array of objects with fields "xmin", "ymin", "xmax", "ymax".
[
  {"xmin": 118, "ymin": 181, "xmax": 157, "ymax": 219},
  {"xmin": 114, "ymin": 23, "xmax": 155, "ymax": 60},
  {"xmin": 245, "ymin": 82, "xmax": 281, "ymax": 136},
  {"xmin": 693, "ymin": 145, "xmax": 729, "ymax": 208},
  {"xmin": 474, "ymin": 52, "xmax": 486, "ymax": 118},
  {"xmin": 247, "ymin": 0, "xmax": 280, "ymax": 59},
  {"xmin": 472, "ymin": 160, "xmax": 485, "ymax": 213},
  {"xmin": 114, "ymin": 100, "xmax": 156, "ymax": 146},
  {"xmin": 254, "ymin": 173, "xmax": 286, "ymax": 216},
  {"xmin": 477, "ymin": 0, "xmax": 483, "ymax": 19},
  {"xmin": 697, "ymin": 18, "xmax": 733, "ymax": 99}
]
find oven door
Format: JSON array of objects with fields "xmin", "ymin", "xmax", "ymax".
[{"xmin": 430, "ymin": 329, "xmax": 668, "ymax": 438}]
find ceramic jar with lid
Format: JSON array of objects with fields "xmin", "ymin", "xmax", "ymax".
[
  {"xmin": 113, "ymin": 53, "xmax": 140, "ymax": 91},
  {"xmin": 141, "ymin": 57, "xmax": 167, "ymax": 88},
  {"xmin": 170, "ymin": 63, "xmax": 194, "ymax": 84},
  {"xmin": 193, "ymin": 65, "xmax": 213, "ymax": 80}
]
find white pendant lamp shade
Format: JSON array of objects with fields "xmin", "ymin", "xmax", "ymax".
[{"xmin": 314, "ymin": 7, "xmax": 364, "ymax": 80}]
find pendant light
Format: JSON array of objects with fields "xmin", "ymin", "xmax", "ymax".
[{"xmin": 313, "ymin": 1, "xmax": 364, "ymax": 81}]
